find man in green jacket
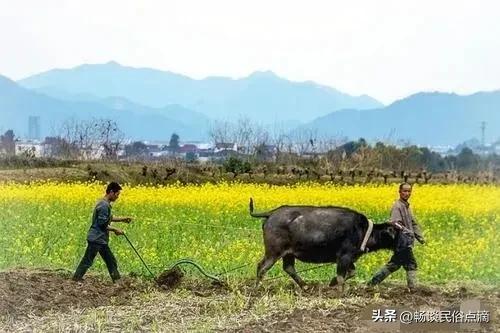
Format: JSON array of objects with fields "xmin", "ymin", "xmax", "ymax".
[{"xmin": 73, "ymin": 182, "xmax": 132, "ymax": 282}]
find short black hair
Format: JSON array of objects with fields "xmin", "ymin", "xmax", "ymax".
[
  {"xmin": 106, "ymin": 182, "xmax": 122, "ymax": 194},
  {"xmin": 399, "ymin": 182, "xmax": 412, "ymax": 191}
]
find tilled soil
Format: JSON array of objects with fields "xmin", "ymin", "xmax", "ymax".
[
  {"xmin": 0, "ymin": 269, "xmax": 498, "ymax": 332},
  {"xmin": 232, "ymin": 284, "xmax": 499, "ymax": 332},
  {"xmin": 0, "ymin": 268, "xmax": 146, "ymax": 317}
]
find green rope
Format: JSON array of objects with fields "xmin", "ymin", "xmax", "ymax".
[{"xmin": 166, "ymin": 259, "xmax": 223, "ymax": 283}]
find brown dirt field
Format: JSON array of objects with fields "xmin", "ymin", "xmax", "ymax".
[
  {"xmin": 232, "ymin": 283, "xmax": 499, "ymax": 332},
  {"xmin": 0, "ymin": 268, "xmax": 147, "ymax": 317},
  {"xmin": 0, "ymin": 269, "xmax": 498, "ymax": 332}
]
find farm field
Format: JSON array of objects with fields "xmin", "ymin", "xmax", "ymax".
[{"xmin": 0, "ymin": 182, "xmax": 499, "ymax": 332}]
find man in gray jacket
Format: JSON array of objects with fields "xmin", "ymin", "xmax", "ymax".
[
  {"xmin": 368, "ymin": 183, "xmax": 425, "ymax": 291},
  {"xmin": 73, "ymin": 182, "xmax": 132, "ymax": 282}
]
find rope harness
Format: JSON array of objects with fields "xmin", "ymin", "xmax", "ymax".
[{"xmin": 360, "ymin": 219, "xmax": 373, "ymax": 252}]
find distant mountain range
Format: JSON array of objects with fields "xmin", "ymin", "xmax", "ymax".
[
  {"xmin": 0, "ymin": 75, "xmax": 210, "ymax": 141},
  {"xmin": 1, "ymin": 61, "xmax": 499, "ymax": 145},
  {"xmin": 18, "ymin": 61, "xmax": 383, "ymax": 123},
  {"xmin": 297, "ymin": 91, "xmax": 500, "ymax": 145}
]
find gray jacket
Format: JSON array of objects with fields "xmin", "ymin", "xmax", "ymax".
[{"xmin": 390, "ymin": 199, "xmax": 423, "ymax": 249}]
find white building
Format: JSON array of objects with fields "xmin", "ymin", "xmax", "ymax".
[
  {"xmin": 15, "ymin": 140, "xmax": 45, "ymax": 157},
  {"xmin": 214, "ymin": 142, "xmax": 238, "ymax": 153}
]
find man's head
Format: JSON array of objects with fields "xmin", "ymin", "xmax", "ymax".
[
  {"xmin": 399, "ymin": 182, "xmax": 412, "ymax": 201},
  {"xmin": 106, "ymin": 182, "xmax": 122, "ymax": 202}
]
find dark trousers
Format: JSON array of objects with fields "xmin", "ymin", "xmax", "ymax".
[
  {"xmin": 386, "ymin": 247, "xmax": 418, "ymax": 272},
  {"xmin": 73, "ymin": 241, "xmax": 120, "ymax": 281}
]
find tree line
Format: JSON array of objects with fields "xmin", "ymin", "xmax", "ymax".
[{"xmin": 1, "ymin": 117, "xmax": 499, "ymax": 176}]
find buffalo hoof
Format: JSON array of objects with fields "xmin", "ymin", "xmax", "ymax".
[
  {"xmin": 365, "ymin": 283, "xmax": 375, "ymax": 292},
  {"xmin": 334, "ymin": 287, "xmax": 346, "ymax": 298},
  {"xmin": 301, "ymin": 284, "xmax": 312, "ymax": 292},
  {"xmin": 407, "ymin": 286, "xmax": 416, "ymax": 293}
]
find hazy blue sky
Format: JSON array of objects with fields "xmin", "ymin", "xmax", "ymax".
[{"xmin": 0, "ymin": 0, "xmax": 499, "ymax": 104}]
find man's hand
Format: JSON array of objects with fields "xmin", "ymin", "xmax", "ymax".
[
  {"xmin": 113, "ymin": 228, "xmax": 125, "ymax": 236},
  {"xmin": 392, "ymin": 221, "xmax": 404, "ymax": 231},
  {"xmin": 416, "ymin": 235, "xmax": 425, "ymax": 244}
]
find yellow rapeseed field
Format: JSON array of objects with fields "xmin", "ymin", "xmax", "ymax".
[{"xmin": 0, "ymin": 181, "xmax": 498, "ymax": 283}]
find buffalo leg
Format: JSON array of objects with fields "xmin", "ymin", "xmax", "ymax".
[
  {"xmin": 330, "ymin": 255, "xmax": 352, "ymax": 293},
  {"xmin": 346, "ymin": 263, "xmax": 356, "ymax": 280},
  {"xmin": 246, "ymin": 254, "xmax": 280, "ymax": 309},
  {"xmin": 255, "ymin": 255, "xmax": 279, "ymax": 288},
  {"xmin": 330, "ymin": 262, "xmax": 355, "ymax": 286},
  {"xmin": 282, "ymin": 254, "xmax": 306, "ymax": 288}
]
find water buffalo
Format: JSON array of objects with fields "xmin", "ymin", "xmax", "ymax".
[{"xmin": 249, "ymin": 198, "xmax": 397, "ymax": 290}]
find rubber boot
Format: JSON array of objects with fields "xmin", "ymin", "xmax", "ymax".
[
  {"xmin": 367, "ymin": 266, "xmax": 391, "ymax": 286},
  {"xmin": 406, "ymin": 270, "xmax": 417, "ymax": 291}
]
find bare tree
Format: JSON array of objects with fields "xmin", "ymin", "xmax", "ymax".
[
  {"xmin": 0, "ymin": 130, "xmax": 16, "ymax": 156},
  {"xmin": 58, "ymin": 118, "xmax": 97, "ymax": 159},
  {"xmin": 251, "ymin": 125, "xmax": 272, "ymax": 160},
  {"xmin": 43, "ymin": 136, "xmax": 76, "ymax": 159},
  {"xmin": 55, "ymin": 118, "xmax": 123, "ymax": 159},
  {"xmin": 209, "ymin": 117, "xmax": 271, "ymax": 156},
  {"xmin": 270, "ymin": 122, "xmax": 289, "ymax": 160},
  {"xmin": 316, "ymin": 134, "xmax": 342, "ymax": 154},
  {"xmin": 252, "ymin": 124, "xmax": 270, "ymax": 148},
  {"xmin": 233, "ymin": 116, "xmax": 254, "ymax": 154},
  {"xmin": 292, "ymin": 128, "xmax": 318, "ymax": 156},
  {"xmin": 95, "ymin": 119, "xmax": 124, "ymax": 159},
  {"xmin": 208, "ymin": 120, "xmax": 233, "ymax": 145}
]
